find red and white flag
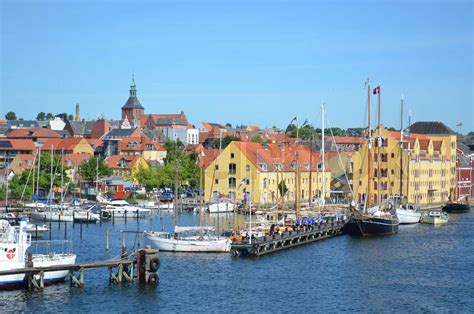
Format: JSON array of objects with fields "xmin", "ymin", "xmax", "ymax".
[{"xmin": 373, "ymin": 86, "xmax": 381, "ymax": 95}]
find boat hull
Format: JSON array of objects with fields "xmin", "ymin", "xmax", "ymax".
[
  {"xmin": 343, "ymin": 216, "xmax": 399, "ymax": 236},
  {"xmin": 208, "ymin": 202, "xmax": 234, "ymax": 213},
  {"xmin": 30, "ymin": 212, "xmax": 74, "ymax": 222},
  {"xmin": 396, "ymin": 208, "xmax": 421, "ymax": 224},
  {"xmin": 442, "ymin": 203, "xmax": 470, "ymax": 213},
  {"xmin": 144, "ymin": 232, "xmax": 231, "ymax": 253}
]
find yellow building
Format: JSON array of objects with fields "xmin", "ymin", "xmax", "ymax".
[
  {"xmin": 204, "ymin": 141, "xmax": 331, "ymax": 207},
  {"xmin": 352, "ymin": 124, "xmax": 456, "ymax": 208}
]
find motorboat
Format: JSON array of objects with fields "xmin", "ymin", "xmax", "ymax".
[
  {"xmin": 442, "ymin": 202, "xmax": 470, "ymax": 213},
  {"xmin": 23, "ymin": 202, "xmax": 47, "ymax": 209},
  {"xmin": 208, "ymin": 200, "xmax": 234, "ymax": 213},
  {"xmin": 420, "ymin": 211, "xmax": 449, "ymax": 225},
  {"xmin": 396, "ymin": 205, "xmax": 421, "ymax": 224},
  {"xmin": 144, "ymin": 226, "xmax": 231, "ymax": 253},
  {"xmin": 73, "ymin": 203, "xmax": 101, "ymax": 223},
  {"xmin": 30, "ymin": 210, "xmax": 74, "ymax": 222},
  {"xmin": 0, "ymin": 218, "xmax": 76, "ymax": 289},
  {"xmin": 102, "ymin": 200, "xmax": 151, "ymax": 219}
]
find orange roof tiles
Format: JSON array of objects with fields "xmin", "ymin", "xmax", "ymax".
[
  {"xmin": 0, "ymin": 139, "xmax": 36, "ymax": 151},
  {"xmin": 7, "ymin": 128, "xmax": 61, "ymax": 139}
]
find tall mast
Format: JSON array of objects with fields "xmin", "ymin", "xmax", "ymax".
[
  {"xmin": 377, "ymin": 84, "xmax": 381, "ymax": 206},
  {"xmin": 309, "ymin": 134, "xmax": 313, "ymax": 208},
  {"xmin": 61, "ymin": 148, "xmax": 64, "ymax": 208},
  {"xmin": 95, "ymin": 155, "xmax": 99, "ymax": 202},
  {"xmin": 321, "ymin": 103, "xmax": 326, "ymax": 206},
  {"xmin": 49, "ymin": 145, "xmax": 53, "ymax": 211},
  {"xmin": 367, "ymin": 82, "xmax": 371, "ymax": 211},
  {"xmin": 36, "ymin": 146, "xmax": 42, "ymax": 197},
  {"xmin": 199, "ymin": 163, "xmax": 203, "ymax": 227},
  {"xmin": 295, "ymin": 117, "xmax": 300, "ymax": 218},
  {"xmin": 399, "ymin": 95, "xmax": 404, "ymax": 201},
  {"xmin": 217, "ymin": 130, "xmax": 222, "ymax": 238}
]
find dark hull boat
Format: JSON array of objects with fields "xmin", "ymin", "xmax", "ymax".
[
  {"xmin": 343, "ymin": 214, "xmax": 399, "ymax": 236},
  {"xmin": 442, "ymin": 202, "xmax": 470, "ymax": 213}
]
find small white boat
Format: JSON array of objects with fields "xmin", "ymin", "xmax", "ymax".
[
  {"xmin": 396, "ymin": 205, "xmax": 421, "ymax": 224},
  {"xmin": 158, "ymin": 202, "xmax": 174, "ymax": 211},
  {"xmin": 420, "ymin": 211, "xmax": 449, "ymax": 225},
  {"xmin": 30, "ymin": 210, "xmax": 74, "ymax": 222},
  {"xmin": 102, "ymin": 200, "xmax": 151, "ymax": 219},
  {"xmin": 144, "ymin": 226, "xmax": 231, "ymax": 253},
  {"xmin": 24, "ymin": 202, "xmax": 47, "ymax": 209},
  {"xmin": 0, "ymin": 218, "xmax": 76, "ymax": 289},
  {"xmin": 24, "ymin": 224, "xmax": 49, "ymax": 238},
  {"xmin": 208, "ymin": 200, "xmax": 234, "ymax": 213},
  {"xmin": 73, "ymin": 210, "xmax": 101, "ymax": 223}
]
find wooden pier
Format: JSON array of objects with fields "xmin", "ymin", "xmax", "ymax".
[
  {"xmin": 230, "ymin": 217, "xmax": 346, "ymax": 257},
  {"xmin": 0, "ymin": 248, "xmax": 159, "ymax": 290}
]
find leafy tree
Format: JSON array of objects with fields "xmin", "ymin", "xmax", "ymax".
[
  {"xmin": 5, "ymin": 111, "xmax": 17, "ymax": 120},
  {"xmin": 68, "ymin": 114, "xmax": 74, "ymax": 121},
  {"xmin": 250, "ymin": 135, "xmax": 263, "ymax": 143},
  {"xmin": 278, "ymin": 180, "xmax": 288, "ymax": 196},
  {"xmin": 209, "ymin": 135, "xmax": 240, "ymax": 149},
  {"xmin": 225, "ymin": 123, "xmax": 232, "ymax": 127},
  {"xmin": 36, "ymin": 112, "xmax": 46, "ymax": 121},
  {"xmin": 286, "ymin": 123, "xmax": 296, "ymax": 133},
  {"xmin": 79, "ymin": 157, "xmax": 112, "ymax": 182},
  {"xmin": 45, "ymin": 113, "xmax": 55, "ymax": 120},
  {"xmin": 467, "ymin": 131, "xmax": 474, "ymax": 136}
]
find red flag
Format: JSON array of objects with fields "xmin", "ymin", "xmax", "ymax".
[{"xmin": 373, "ymin": 86, "xmax": 380, "ymax": 94}]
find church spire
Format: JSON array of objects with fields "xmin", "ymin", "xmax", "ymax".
[{"xmin": 130, "ymin": 75, "xmax": 137, "ymax": 97}]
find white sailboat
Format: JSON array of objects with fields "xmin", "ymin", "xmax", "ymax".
[
  {"xmin": 0, "ymin": 218, "xmax": 76, "ymax": 289},
  {"xmin": 396, "ymin": 205, "xmax": 421, "ymax": 224},
  {"xmin": 208, "ymin": 199, "xmax": 234, "ymax": 213},
  {"xmin": 144, "ymin": 226, "xmax": 231, "ymax": 253}
]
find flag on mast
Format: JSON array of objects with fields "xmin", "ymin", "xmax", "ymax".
[{"xmin": 373, "ymin": 86, "xmax": 381, "ymax": 94}]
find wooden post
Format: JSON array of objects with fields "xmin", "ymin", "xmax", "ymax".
[
  {"xmin": 39, "ymin": 271, "xmax": 44, "ymax": 289},
  {"xmin": 64, "ymin": 221, "xmax": 67, "ymax": 240},
  {"xmin": 121, "ymin": 232, "xmax": 126, "ymax": 258},
  {"xmin": 80, "ymin": 220, "xmax": 83, "ymax": 239},
  {"xmin": 79, "ymin": 268, "xmax": 84, "ymax": 287},
  {"xmin": 58, "ymin": 214, "xmax": 61, "ymax": 230},
  {"xmin": 49, "ymin": 221, "xmax": 52, "ymax": 240},
  {"xmin": 105, "ymin": 225, "xmax": 109, "ymax": 253},
  {"xmin": 136, "ymin": 251, "xmax": 141, "ymax": 284},
  {"xmin": 35, "ymin": 225, "xmax": 38, "ymax": 239},
  {"xmin": 28, "ymin": 253, "xmax": 33, "ymax": 268}
]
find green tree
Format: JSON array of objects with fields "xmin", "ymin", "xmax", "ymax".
[
  {"xmin": 45, "ymin": 113, "xmax": 55, "ymax": 120},
  {"xmin": 36, "ymin": 112, "xmax": 46, "ymax": 121},
  {"xmin": 68, "ymin": 114, "xmax": 74, "ymax": 121},
  {"xmin": 250, "ymin": 135, "xmax": 263, "ymax": 143},
  {"xmin": 79, "ymin": 157, "xmax": 112, "ymax": 182},
  {"xmin": 278, "ymin": 180, "xmax": 288, "ymax": 196},
  {"xmin": 5, "ymin": 111, "xmax": 17, "ymax": 120},
  {"xmin": 210, "ymin": 135, "xmax": 240, "ymax": 149}
]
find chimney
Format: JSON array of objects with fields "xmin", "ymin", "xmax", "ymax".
[{"xmin": 75, "ymin": 103, "xmax": 80, "ymax": 122}]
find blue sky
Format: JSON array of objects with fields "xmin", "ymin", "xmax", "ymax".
[{"xmin": 1, "ymin": 0, "xmax": 472, "ymax": 133}]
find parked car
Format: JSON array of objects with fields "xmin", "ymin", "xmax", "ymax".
[{"xmin": 159, "ymin": 192, "xmax": 174, "ymax": 202}]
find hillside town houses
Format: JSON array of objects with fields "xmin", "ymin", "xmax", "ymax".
[{"xmin": 1, "ymin": 78, "xmax": 473, "ymax": 207}]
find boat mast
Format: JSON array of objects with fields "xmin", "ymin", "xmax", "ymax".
[
  {"xmin": 295, "ymin": 117, "xmax": 300, "ymax": 219},
  {"xmin": 377, "ymin": 84, "xmax": 381, "ymax": 207},
  {"xmin": 321, "ymin": 103, "xmax": 326, "ymax": 206},
  {"xmin": 61, "ymin": 148, "xmax": 64, "ymax": 209},
  {"xmin": 199, "ymin": 163, "xmax": 203, "ymax": 227},
  {"xmin": 49, "ymin": 145, "xmax": 53, "ymax": 211},
  {"xmin": 309, "ymin": 134, "xmax": 313, "ymax": 208},
  {"xmin": 95, "ymin": 154, "xmax": 99, "ymax": 203},
  {"xmin": 173, "ymin": 143, "xmax": 179, "ymax": 229},
  {"xmin": 36, "ymin": 145, "xmax": 42, "ymax": 197},
  {"xmin": 399, "ymin": 95, "xmax": 404, "ymax": 203},
  {"xmin": 366, "ymin": 82, "xmax": 371, "ymax": 212},
  {"xmin": 217, "ymin": 130, "xmax": 222, "ymax": 238}
]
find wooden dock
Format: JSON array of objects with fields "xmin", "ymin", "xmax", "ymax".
[{"xmin": 230, "ymin": 217, "xmax": 346, "ymax": 257}]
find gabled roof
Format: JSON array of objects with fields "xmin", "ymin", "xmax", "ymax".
[
  {"xmin": 0, "ymin": 139, "xmax": 36, "ymax": 151},
  {"xmin": 7, "ymin": 120, "xmax": 39, "ymax": 129},
  {"xmin": 68, "ymin": 120, "xmax": 95, "ymax": 136},
  {"xmin": 408, "ymin": 121, "xmax": 456, "ymax": 135},
  {"xmin": 102, "ymin": 128, "xmax": 138, "ymax": 139},
  {"xmin": 63, "ymin": 153, "xmax": 92, "ymax": 166},
  {"xmin": 6, "ymin": 128, "xmax": 62, "ymax": 139},
  {"xmin": 155, "ymin": 117, "xmax": 188, "ymax": 126},
  {"xmin": 41, "ymin": 138, "xmax": 92, "ymax": 151},
  {"xmin": 138, "ymin": 112, "xmax": 188, "ymax": 127},
  {"xmin": 105, "ymin": 155, "xmax": 144, "ymax": 169}
]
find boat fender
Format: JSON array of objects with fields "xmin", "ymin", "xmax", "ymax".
[
  {"xmin": 148, "ymin": 273, "xmax": 159, "ymax": 284},
  {"xmin": 149, "ymin": 257, "xmax": 160, "ymax": 272},
  {"xmin": 6, "ymin": 248, "xmax": 15, "ymax": 260}
]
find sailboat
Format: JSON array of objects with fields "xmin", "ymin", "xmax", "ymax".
[
  {"xmin": 144, "ymin": 148, "xmax": 231, "ymax": 253},
  {"xmin": 0, "ymin": 217, "xmax": 76, "ymax": 289},
  {"xmin": 343, "ymin": 82, "xmax": 399, "ymax": 236}
]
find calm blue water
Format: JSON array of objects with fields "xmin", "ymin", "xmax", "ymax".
[{"xmin": 1, "ymin": 210, "xmax": 473, "ymax": 312}]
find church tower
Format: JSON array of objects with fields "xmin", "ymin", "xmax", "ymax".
[{"xmin": 121, "ymin": 76, "xmax": 144, "ymax": 127}]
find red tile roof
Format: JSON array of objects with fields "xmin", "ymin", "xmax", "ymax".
[
  {"xmin": 7, "ymin": 128, "xmax": 62, "ymax": 139},
  {"xmin": 0, "ymin": 139, "xmax": 36, "ymax": 151}
]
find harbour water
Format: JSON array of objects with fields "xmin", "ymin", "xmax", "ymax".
[{"xmin": 1, "ymin": 210, "xmax": 473, "ymax": 312}]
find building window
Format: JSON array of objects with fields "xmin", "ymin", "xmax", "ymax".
[
  {"xmin": 228, "ymin": 177, "xmax": 236, "ymax": 188},
  {"xmin": 215, "ymin": 164, "xmax": 219, "ymax": 170},
  {"xmin": 230, "ymin": 153, "xmax": 235, "ymax": 159},
  {"xmin": 215, "ymin": 179, "xmax": 219, "ymax": 185},
  {"xmin": 246, "ymin": 165, "xmax": 250, "ymax": 172},
  {"xmin": 229, "ymin": 163, "xmax": 236, "ymax": 174}
]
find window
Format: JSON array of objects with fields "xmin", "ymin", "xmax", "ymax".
[
  {"xmin": 246, "ymin": 165, "xmax": 250, "ymax": 172},
  {"xmin": 228, "ymin": 177, "xmax": 236, "ymax": 188},
  {"xmin": 391, "ymin": 153, "xmax": 395, "ymax": 158},
  {"xmin": 230, "ymin": 153, "xmax": 235, "ymax": 159},
  {"xmin": 215, "ymin": 179, "xmax": 219, "ymax": 185},
  {"xmin": 229, "ymin": 163, "xmax": 236, "ymax": 174},
  {"xmin": 215, "ymin": 164, "xmax": 219, "ymax": 170},
  {"xmin": 246, "ymin": 179, "xmax": 250, "ymax": 185}
]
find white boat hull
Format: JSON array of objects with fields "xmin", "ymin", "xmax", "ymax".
[
  {"xmin": 144, "ymin": 232, "xmax": 231, "ymax": 253},
  {"xmin": 396, "ymin": 208, "xmax": 421, "ymax": 224},
  {"xmin": 30, "ymin": 211, "xmax": 74, "ymax": 222},
  {"xmin": 208, "ymin": 202, "xmax": 234, "ymax": 213},
  {"xmin": 103, "ymin": 208, "xmax": 150, "ymax": 218},
  {"xmin": 421, "ymin": 216, "xmax": 448, "ymax": 224}
]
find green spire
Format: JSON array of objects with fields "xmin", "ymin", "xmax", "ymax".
[{"xmin": 130, "ymin": 75, "xmax": 137, "ymax": 97}]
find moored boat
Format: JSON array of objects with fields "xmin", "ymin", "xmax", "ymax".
[
  {"xmin": 442, "ymin": 202, "xmax": 470, "ymax": 213},
  {"xmin": 208, "ymin": 200, "xmax": 234, "ymax": 213},
  {"xmin": 0, "ymin": 218, "xmax": 76, "ymax": 289},
  {"xmin": 102, "ymin": 200, "xmax": 151, "ymax": 218},
  {"xmin": 30, "ymin": 210, "xmax": 74, "ymax": 222},
  {"xmin": 420, "ymin": 211, "xmax": 449, "ymax": 225},
  {"xmin": 344, "ymin": 211, "xmax": 399, "ymax": 236},
  {"xmin": 396, "ymin": 206, "xmax": 421, "ymax": 224},
  {"xmin": 144, "ymin": 226, "xmax": 231, "ymax": 253}
]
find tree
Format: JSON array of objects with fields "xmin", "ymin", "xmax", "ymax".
[
  {"xmin": 36, "ymin": 112, "xmax": 46, "ymax": 121},
  {"xmin": 225, "ymin": 123, "xmax": 232, "ymax": 128},
  {"xmin": 68, "ymin": 114, "xmax": 74, "ymax": 121},
  {"xmin": 79, "ymin": 157, "xmax": 112, "ymax": 182},
  {"xmin": 467, "ymin": 131, "xmax": 474, "ymax": 136},
  {"xmin": 278, "ymin": 180, "xmax": 288, "ymax": 196},
  {"xmin": 250, "ymin": 135, "xmax": 263, "ymax": 143},
  {"xmin": 209, "ymin": 135, "xmax": 240, "ymax": 149},
  {"xmin": 5, "ymin": 111, "xmax": 17, "ymax": 120},
  {"xmin": 286, "ymin": 123, "xmax": 296, "ymax": 133},
  {"xmin": 45, "ymin": 113, "xmax": 55, "ymax": 120}
]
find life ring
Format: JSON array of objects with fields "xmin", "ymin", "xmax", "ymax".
[
  {"xmin": 6, "ymin": 248, "xmax": 15, "ymax": 260},
  {"xmin": 147, "ymin": 273, "xmax": 159, "ymax": 284},
  {"xmin": 149, "ymin": 257, "xmax": 160, "ymax": 272}
]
